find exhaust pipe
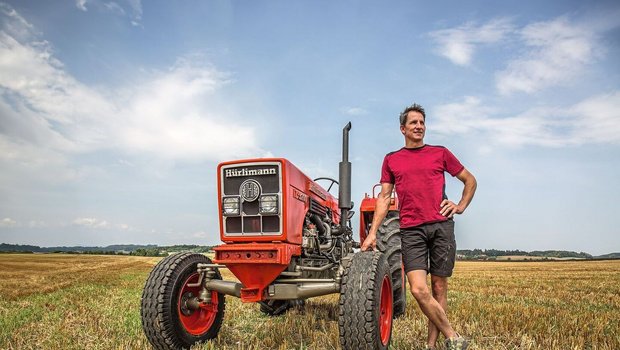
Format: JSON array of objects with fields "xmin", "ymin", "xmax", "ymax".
[{"xmin": 338, "ymin": 122, "xmax": 352, "ymax": 226}]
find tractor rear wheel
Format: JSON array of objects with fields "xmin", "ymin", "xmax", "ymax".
[
  {"xmin": 339, "ymin": 251, "xmax": 393, "ymax": 350},
  {"xmin": 258, "ymin": 299, "xmax": 305, "ymax": 316},
  {"xmin": 376, "ymin": 211, "xmax": 407, "ymax": 318},
  {"xmin": 141, "ymin": 252, "xmax": 225, "ymax": 349}
]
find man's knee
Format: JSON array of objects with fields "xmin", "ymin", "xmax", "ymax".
[
  {"xmin": 410, "ymin": 283, "xmax": 431, "ymax": 301},
  {"xmin": 431, "ymin": 277, "xmax": 448, "ymax": 297}
]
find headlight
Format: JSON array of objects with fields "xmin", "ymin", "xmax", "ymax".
[
  {"xmin": 222, "ymin": 197, "xmax": 240, "ymax": 216},
  {"xmin": 259, "ymin": 195, "xmax": 279, "ymax": 214}
]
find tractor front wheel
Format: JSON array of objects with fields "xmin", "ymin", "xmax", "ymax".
[
  {"xmin": 141, "ymin": 252, "xmax": 225, "ymax": 349},
  {"xmin": 339, "ymin": 251, "xmax": 393, "ymax": 350}
]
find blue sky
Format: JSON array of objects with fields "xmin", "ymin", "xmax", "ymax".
[{"xmin": 1, "ymin": 0, "xmax": 619, "ymax": 255}]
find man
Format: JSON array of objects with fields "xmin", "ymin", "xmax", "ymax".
[{"xmin": 361, "ymin": 103, "xmax": 477, "ymax": 350}]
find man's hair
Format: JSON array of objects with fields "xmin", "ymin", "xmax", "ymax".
[{"xmin": 399, "ymin": 103, "xmax": 426, "ymax": 126}]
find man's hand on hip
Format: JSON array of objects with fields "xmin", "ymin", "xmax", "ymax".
[{"xmin": 440, "ymin": 199, "xmax": 463, "ymax": 218}]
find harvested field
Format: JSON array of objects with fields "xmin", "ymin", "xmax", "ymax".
[{"xmin": 0, "ymin": 254, "xmax": 618, "ymax": 349}]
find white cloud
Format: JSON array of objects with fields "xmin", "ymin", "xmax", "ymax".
[
  {"xmin": 0, "ymin": 137, "xmax": 81, "ymax": 187},
  {"xmin": 76, "ymin": 0, "xmax": 87, "ymax": 11},
  {"xmin": 73, "ymin": 217, "xmax": 111, "ymax": 228},
  {"xmin": 0, "ymin": 217, "xmax": 18, "ymax": 227},
  {"xmin": 341, "ymin": 107, "xmax": 368, "ymax": 116},
  {"xmin": 429, "ymin": 18, "xmax": 513, "ymax": 66},
  {"xmin": 496, "ymin": 17, "xmax": 605, "ymax": 95},
  {"xmin": 0, "ymin": 3, "xmax": 268, "ymax": 185},
  {"xmin": 0, "ymin": 24, "xmax": 118, "ymax": 153},
  {"xmin": 569, "ymin": 92, "xmax": 620, "ymax": 144},
  {"xmin": 116, "ymin": 62, "xmax": 260, "ymax": 161},
  {"xmin": 103, "ymin": 2, "xmax": 126, "ymax": 16},
  {"xmin": 93, "ymin": 0, "xmax": 142, "ymax": 26},
  {"xmin": 72, "ymin": 219, "xmax": 134, "ymax": 231},
  {"xmin": 125, "ymin": 0, "xmax": 143, "ymax": 26},
  {"xmin": 73, "ymin": 0, "xmax": 142, "ymax": 25},
  {"xmin": 433, "ymin": 92, "xmax": 620, "ymax": 148},
  {"xmin": 430, "ymin": 96, "xmax": 496, "ymax": 134},
  {"xmin": 0, "ymin": 3, "xmax": 36, "ymax": 40},
  {"xmin": 431, "ymin": 14, "xmax": 619, "ymax": 94}
]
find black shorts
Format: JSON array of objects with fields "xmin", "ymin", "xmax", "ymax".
[{"xmin": 401, "ymin": 219, "xmax": 456, "ymax": 277}]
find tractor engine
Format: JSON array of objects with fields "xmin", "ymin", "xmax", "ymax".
[{"xmin": 214, "ymin": 157, "xmax": 353, "ymax": 302}]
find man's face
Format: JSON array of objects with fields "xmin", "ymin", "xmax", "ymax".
[{"xmin": 400, "ymin": 111, "xmax": 425, "ymax": 143}]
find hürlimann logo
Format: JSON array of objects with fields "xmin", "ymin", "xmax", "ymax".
[{"xmin": 225, "ymin": 167, "xmax": 277, "ymax": 178}]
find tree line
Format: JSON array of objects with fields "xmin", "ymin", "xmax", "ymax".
[
  {"xmin": 457, "ymin": 249, "xmax": 593, "ymax": 259},
  {"xmin": 0, "ymin": 243, "xmax": 214, "ymax": 256}
]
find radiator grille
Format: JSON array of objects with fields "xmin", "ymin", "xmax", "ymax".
[{"xmin": 221, "ymin": 162, "xmax": 282, "ymax": 236}]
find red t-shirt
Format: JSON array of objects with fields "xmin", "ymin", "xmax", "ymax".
[{"xmin": 380, "ymin": 145, "xmax": 465, "ymax": 228}]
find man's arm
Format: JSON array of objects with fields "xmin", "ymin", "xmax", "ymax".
[
  {"xmin": 439, "ymin": 168, "xmax": 477, "ymax": 218},
  {"xmin": 361, "ymin": 182, "xmax": 394, "ymax": 251}
]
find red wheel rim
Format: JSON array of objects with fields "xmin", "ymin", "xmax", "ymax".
[
  {"xmin": 379, "ymin": 275, "xmax": 393, "ymax": 345},
  {"xmin": 177, "ymin": 273, "xmax": 219, "ymax": 336}
]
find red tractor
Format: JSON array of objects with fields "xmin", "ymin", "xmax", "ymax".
[{"xmin": 140, "ymin": 123, "xmax": 404, "ymax": 350}]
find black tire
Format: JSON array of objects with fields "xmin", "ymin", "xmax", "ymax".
[
  {"xmin": 376, "ymin": 211, "xmax": 407, "ymax": 318},
  {"xmin": 339, "ymin": 251, "xmax": 393, "ymax": 350},
  {"xmin": 141, "ymin": 252, "xmax": 225, "ymax": 350},
  {"xmin": 258, "ymin": 299, "xmax": 305, "ymax": 316}
]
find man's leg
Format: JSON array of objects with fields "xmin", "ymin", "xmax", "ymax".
[
  {"xmin": 407, "ymin": 269, "xmax": 456, "ymax": 341},
  {"xmin": 427, "ymin": 274, "xmax": 449, "ymax": 348},
  {"xmin": 426, "ymin": 220, "xmax": 468, "ymax": 349}
]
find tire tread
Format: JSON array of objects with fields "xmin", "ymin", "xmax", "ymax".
[
  {"xmin": 376, "ymin": 211, "xmax": 406, "ymax": 317},
  {"xmin": 338, "ymin": 251, "xmax": 392, "ymax": 350}
]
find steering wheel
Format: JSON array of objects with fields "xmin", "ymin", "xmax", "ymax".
[{"xmin": 313, "ymin": 177, "xmax": 339, "ymax": 193}]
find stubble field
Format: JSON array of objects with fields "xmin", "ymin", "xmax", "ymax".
[{"xmin": 0, "ymin": 254, "xmax": 618, "ymax": 350}]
